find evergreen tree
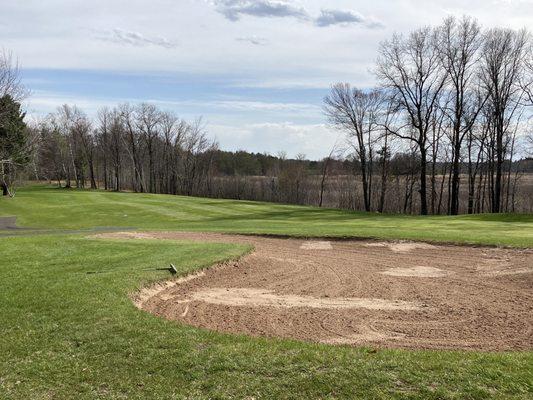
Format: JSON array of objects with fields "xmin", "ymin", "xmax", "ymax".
[{"xmin": 0, "ymin": 95, "xmax": 28, "ymax": 195}]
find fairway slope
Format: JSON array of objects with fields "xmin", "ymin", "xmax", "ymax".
[{"xmin": 2, "ymin": 185, "xmax": 533, "ymax": 247}]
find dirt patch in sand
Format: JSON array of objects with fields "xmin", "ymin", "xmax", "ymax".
[
  {"xmin": 188, "ymin": 288, "xmax": 426, "ymax": 310},
  {"xmin": 475, "ymin": 256, "xmax": 533, "ymax": 277},
  {"xmin": 479, "ymin": 267, "xmax": 533, "ymax": 277},
  {"xmin": 365, "ymin": 241, "xmax": 437, "ymax": 253},
  {"xmin": 96, "ymin": 231, "xmax": 533, "ymax": 351},
  {"xmin": 381, "ymin": 266, "xmax": 450, "ymax": 277},
  {"xmin": 299, "ymin": 241, "xmax": 333, "ymax": 250}
]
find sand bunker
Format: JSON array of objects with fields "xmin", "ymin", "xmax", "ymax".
[
  {"xmin": 381, "ymin": 266, "xmax": 450, "ymax": 277},
  {"xmin": 97, "ymin": 231, "xmax": 533, "ymax": 351},
  {"xmin": 187, "ymin": 287, "xmax": 425, "ymax": 310},
  {"xmin": 300, "ymin": 241, "xmax": 333, "ymax": 250}
]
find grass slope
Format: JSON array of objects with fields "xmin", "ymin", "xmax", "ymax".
[
  {"xmin": 1, "ymin": 185, "xmax": 533, "ymax": 247},
  {"xmin": 1, "ymin": 235, "xmax": 531, "ymax": 399}
]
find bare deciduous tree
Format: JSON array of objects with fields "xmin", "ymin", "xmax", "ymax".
[
  {"xmin": 479, "ymin": 27, "xmax": 529, "ymax": 212},
  {"xmin": 376, "ymin": 27, "xmax": 448, "ymax": 214},
  {"xmin": 437, "ymin": 16, "xmax": 485, "ymax": 214},
  {"xmin": 0, "ymin": 50, "xmax": 28, "ymax": 102},
  {"xmin": 324, "ymin": 84, "xmax": 383, "ymax": 211}
]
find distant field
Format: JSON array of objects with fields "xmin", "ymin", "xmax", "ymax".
[
  {"xmin": 208, "ymin": 171, "xmax": 533, "ymax": 213},
  {"xmin": 1, "ymin": 185, "xmax": 532, "ymax": 247}
]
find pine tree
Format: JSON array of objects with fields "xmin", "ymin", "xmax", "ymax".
[{"xmin": 0, "ymin": 95, "xmax": 28, "ymax": 196}]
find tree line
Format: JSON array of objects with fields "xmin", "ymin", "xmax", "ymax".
[
  {"xmin": 324, "ymin": 16, "xmax": 532, "ymax": 215},
  {"xmin": 37, "ymin": 103, "xmax": 219, "ymax": 197},
  {"xmin": 1, "ymin": 16, "xmax": 532, "ymax": 214}
]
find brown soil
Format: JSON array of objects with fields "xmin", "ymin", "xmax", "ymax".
[{"xmin": 95, "ymin": 232, "xmax": 533, "ymax": 351}]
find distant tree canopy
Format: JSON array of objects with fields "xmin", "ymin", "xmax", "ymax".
[{"xmin": 215, "ymin": 151, "xmax": 269, "ymax": 176}]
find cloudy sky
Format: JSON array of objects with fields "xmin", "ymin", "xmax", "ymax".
[{"xmin": 2, "ymin": 0, "xmax": 532, "ymax": 159}]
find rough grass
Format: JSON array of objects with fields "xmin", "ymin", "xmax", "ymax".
[
  {"xmin": 1, "ymin": 185, "xmax": 532, "ymax": 247},
  {"xmin": 1, "ymin": 235, "xmax": 531, "ymax": 400}
]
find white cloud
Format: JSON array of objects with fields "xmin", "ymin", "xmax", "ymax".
[
  {"xmin": 210, "ymin": 100, "xmax": 318, "ymax": 112},
  {"xmin": 213, "ymin": 1, "xmax": 384, "ymax": 30},
  {"xmin": 314, "ymin": 9, "xmax": 384, "ymax": 29},
  {"xmin": 236, "ymin": 35, "xmax": 269, "ymax": 45},
  {"xmin": 24, "ymin": 91, "xmax": 123, "ymax": 116},
  {"xmin": 93, "ymin": 28, "xmax": 177, "ymax": 49},
  {"xmin": 210, "ymin": 122, "xmax": 341, "ymax": 159},
  {"xmin": 214, "ymin": 0, "xmax": 309, "ymax": 21},
  {"xmin": 25, "ymin": 90, "xmax": 319, "ymax": 116}
]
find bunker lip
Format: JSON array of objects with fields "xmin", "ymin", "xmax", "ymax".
[
  {"xmin": 212, "ymin": 231, "xmax": 533, "ymax": 250},
  {"xmin": 95, "ymin": 231, "xmax": 533, "ymax": 351}
]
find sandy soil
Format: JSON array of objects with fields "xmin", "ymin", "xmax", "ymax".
[{"xmin": 95, "ymin": 232, "xmax": 533, "ymax": 351}]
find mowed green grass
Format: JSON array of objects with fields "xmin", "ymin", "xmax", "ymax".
[
  {"xmin": 1, "ymin": 185, "xmax": 533, "ymax": 247},
  {"xmin": 1, "ymin": 185, "xmax": 532, "ymax": 399},
  {"xmin": 1, "ymin": 235, "xmax": 532, "ymax": 400}
]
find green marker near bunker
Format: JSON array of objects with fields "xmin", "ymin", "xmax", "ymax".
[{"xmin": 87, "ymin": 263, "xmax": 177, "ymax": 275}]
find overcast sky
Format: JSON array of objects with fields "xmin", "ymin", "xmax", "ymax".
[{"xmin": 3, "ymin": 0, "xmax": 532, "ymax": 159}]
